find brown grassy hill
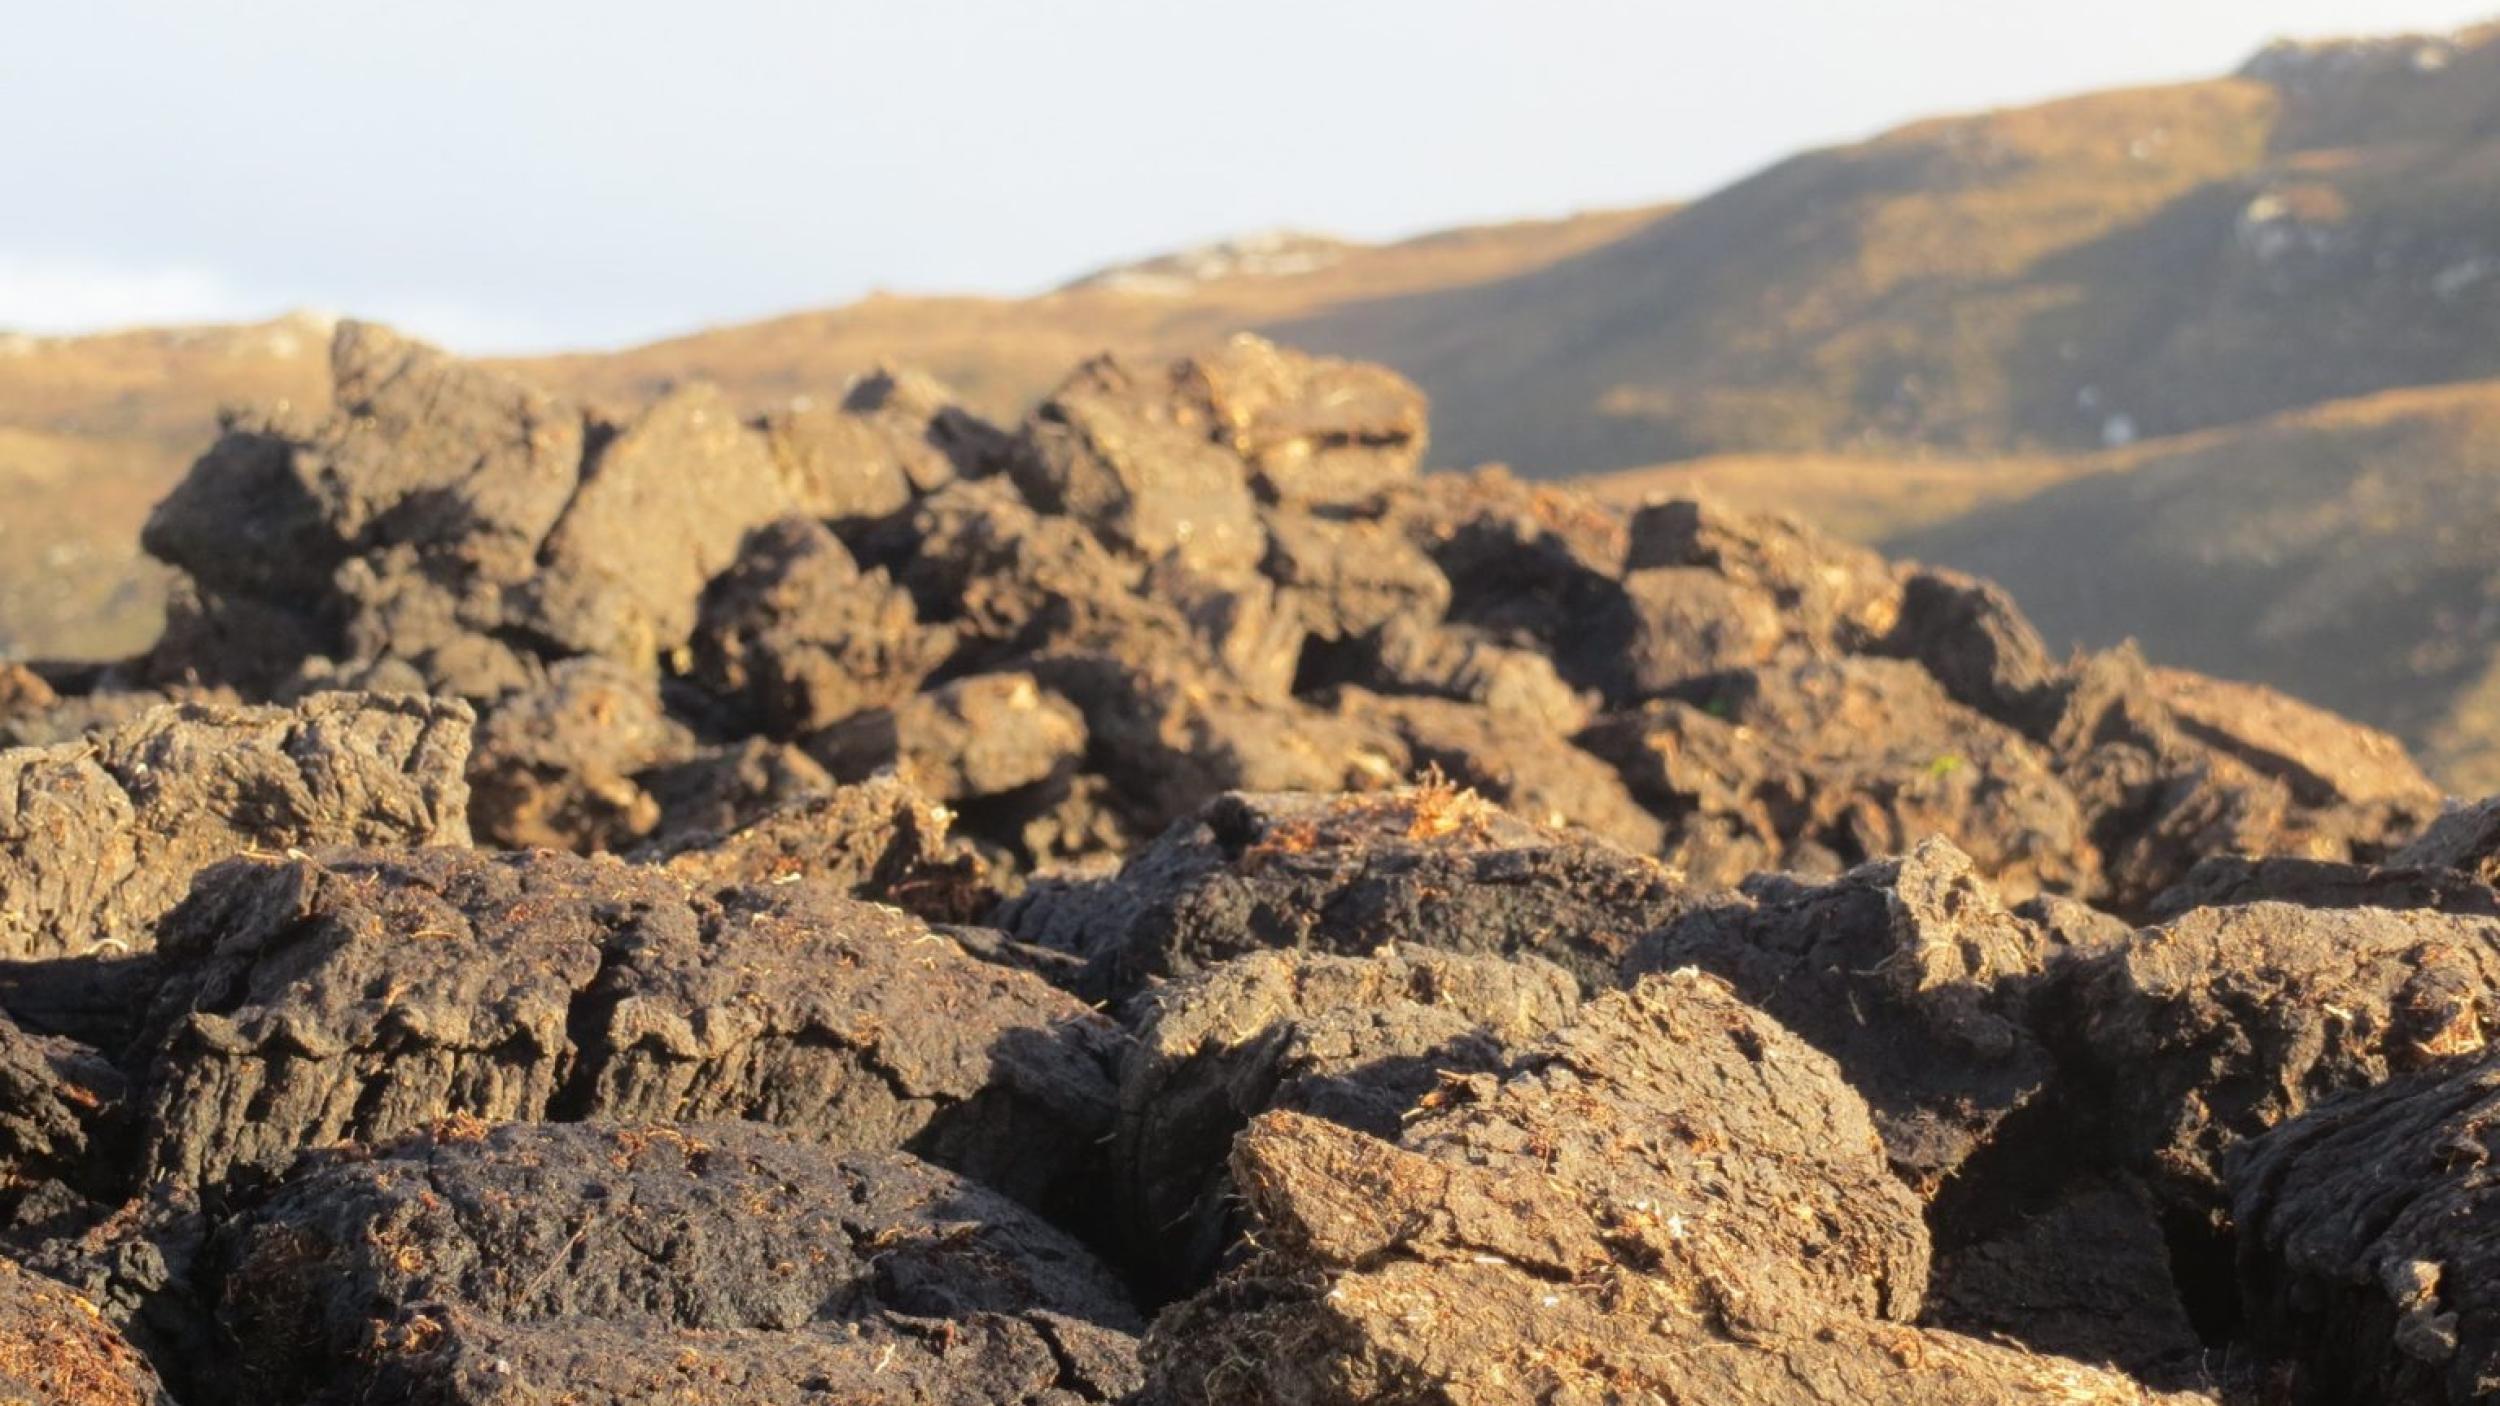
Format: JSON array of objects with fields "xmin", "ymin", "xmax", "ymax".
[
  {"xmin": 505, "ymin": 209, "xmax": 1665, "ymax": 422},
  {"xmin": 1575, "ymin": 452, "xmax": 2078, "ymax": 542},
  {"xmin": 1891, "ymin": 376, "xmax": 2500, "ymax": 792},
  {"xmin": 0, "ymin": 316, "xmax": 331, "ymax": 658},
  {"xmin": 1265, "ymin": 22, "xmax": 2500, "ymax": 474},
  {"xmin": 0, "ymin": 313, "xmax": 334, "ymax": 448},
  {"xmin": 0, "ymin": 428, "xmax": 178, "ymax": 661}
]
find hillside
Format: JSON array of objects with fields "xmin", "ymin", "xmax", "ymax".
[
  {"xmin": 1274, "ymin": 22, "xmax": 2500, "ymax": 472},
  {"xmin": 1576, "ymin": 451, "xmax": 2079, "ymax": 542},
  {"xmin": 506, "ymin": 208, "xmax": 1666, "ymax": 422},
  {"xmin": 0, "ymin": 315, "xmax": 331, "ymax": 658},
  {"xmin": 504, "ymin": 19, "xmax": 2500, "ymax": 481}
]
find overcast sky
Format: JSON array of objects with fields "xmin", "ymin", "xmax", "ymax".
[{"xmin": 5, "ymin": 0, "xmax": 2494, "ymax": 351}]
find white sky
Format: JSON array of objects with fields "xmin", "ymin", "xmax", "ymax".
[{"xmin": 4, "ymin": 0, "xmax": 2493, "ymax": 352}]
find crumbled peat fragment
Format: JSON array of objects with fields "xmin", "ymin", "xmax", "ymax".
[
  {"xmin": 1876, "ymin": 566, "xmax": 2066, "ymax": 733},
  {"xmin": 514, "ymin": 384, "xmax": 801, "ymax": 671},
  {"xmin": 130, "ymin": 848, "xmax": 1118, "ymax": 1211},
  {"xmin": 1636, "ymin": 836, "xmax": 2064, "ymax": 1188},
  {"xmin": 2231, "ymin": 1052, "xmax": 2500, "ymax": 1406},
  {"xmin": 286, "ymin": 1309, "xmax": 1128, "ymax": 1406},
  {"xmin": 567, "ymin": 881, "xmax": 1117, "ymax": 1212},
  {"xmin": 1012, "ymin": 352, "xmax": 1266, "ymax": 578},
  {"xmin": 635, "ymin": 737, "xmax": 838, "ymax": 843},
  {"xmin": 1154, "ymin": 1244, "xmax": 2205, "ymax": 1404},
  {"xmin": 0, "ymin": 680, "xmax": 250, "ymax": 752},
  {"xmin": 0, "ymin": 664, "xmax": 58, "ymax": 724},
  {"xmin": 0, "ymin": 951, "xmax": 163, "ymax": 1056},
  {"xmin": 2144, "ymin": 853, "xmax": 2500, "ymax": 921},
  {"xmin": 807, "ymin": 671, "xmax": 1088, "ymax": 803},
  {"xmin": 1390, "ymin": 467, "xmax": 1625, "ymax": 660},
  {"xmin": 142, "ymin": 322, "xmax": 582, "ymax": 677},
  {"xmin": 1392, "ymin": 971, "xmax": 1931, "ymax": 1325},
  {"xmin": 1873, "ymin": 570, "xmax": 2444, "ymax": 905},
  {"xmin": 1145, "ymin": 554, "xmax": 1307, "ymax": 700},
  {"xmin": 896, "ymin": 476, "xmax": 1160, "ymax": 663},
  {"xmin": 636, "ymin": 772, "xmax": 961, "ymax": 902},
  {"xmin": 463, "ymin": 656, "xmax": 690, "ymax": 852},
  {"xmin": 2150, "ymin": 667, "xmax": 2439, "ymax": 827},
  {"xmin": 896, "ymin": 477, "xmax": 1404, "ymax": 840},
  {"xmin": 1026, "ymin": 650, "xmax": 1409, "ymax": 836},
  {"xmin": 755, "ymin": 364, "xmax": 1011, "ymax": 524},
  {"xmin": 2054, "ymin": 900, "xmax": 2500, "ymax": 1216},
  {"xmin": 1145, "ymin": 972, "xmax": 2201, "ymax": 1404},
  {"xmin": 940, "ymin": 770, "xmax": 1136, "ymax": 880},
  {"xmin": 1112, "ymin": 946, "xmax": 1582, "ymax": 1298},
  {"xmin": 1605, "ymin": 494, "xmax": 1920, "ymax": 705},
  {"xmin": 2043, "ymin": 646, "xmax": 2439, "ymax": 914},
  {"xmin": 1610, "ymin": 560, "xmax": 1787, "ymax": 690},
  {"xmin": 1331, "ymin": 688, "xmax": 1666, "ymax": 854},
  {"xmin": 1342, "ymin": 616, "xmax": 1595, "ymax": 734},
  {"xmin": 1181, "ymin": 332, "xmax": 1428, "ymax": 511},
  {"xmin": 1621, "ymin": 495, "xmax": 1905, "ymax": 657},
  {"xmin": 1577, "ymin": 656, "xmax": 2099, "ymax": 900},
  {"xmin": 997, "ymin": 786, "xmax": 1710, "ymax": 1001},
  {"xmin": 1258, "ymin": 512, "xmax": 1450, "ymax": 643},
  {"xmin": 689, "ymin": 515, "xmax": 953, "ymax": 738},
  {"xmin": 1816, "ymin": 860, "xmax": 2240, "ymax": 1382},
  {"xmin": 0, "ymin": 1255, "xmax": 174, "ymax": 1406},
  {"xmin": 2395, "ymin": 794, "xmax": 2500, "ymax": 884},
  {"xmin": 1924, "ymin": 1169, "xmax": 2211, "ymax": 1384},
  {"xmin": 0, "ymin": 692, "xmax": 472, "ymax": 961},
  {"xmin": 0, "ymin": 1008, "xmax": 126, "ymax": 1218},
  {"xmin": 128, "ymin": 848, "xmax": 642, "ymax": 1195},
  {"xmin": 2, "ymin": 1190, "xmax": 212, "ymax": 1403},
  {"xmin": 212, "ymin": 1121, "xmax": 1140, "ymax": 1406}
]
